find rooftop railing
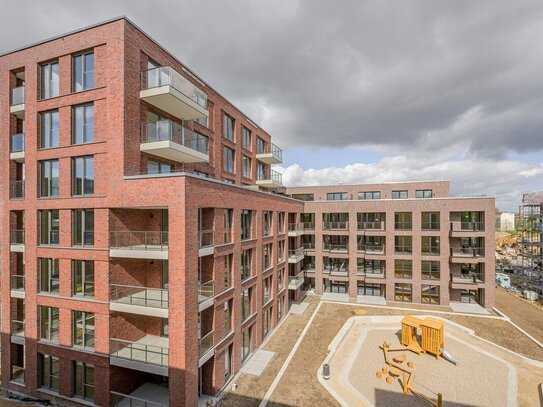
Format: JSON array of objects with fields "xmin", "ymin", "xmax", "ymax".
[
  {"xmin": 110, "ymin": 231, "xmax": 168, "ymax": 251},
  {"xmin": 141, "ymin": 120, "xmax": 208, "ymax": 154},
  {"xmin": 110, "ymin": 284, "xmax": 168, "ymax": 308}
]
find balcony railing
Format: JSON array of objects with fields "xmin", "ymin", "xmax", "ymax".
[
  {"xmin": 199, "ymin": 330, "xmax": 214, "ymax": 357},
  {"xmin": 450, "ymin": 247, "xmax": 485, "ymax": 257},
  {"xmin": 10, "ymin": 181, "xmax": 25, "ymax": 199},
  {"xmin": 199, "ymin": 230, "xmax": 214, "ymax": 248},
  {"xmin": 303, "ymin": 222, "xmax": 315, "ymax": 230},
  {"xmin": 141, "ymin": 120, "xmax": 208, "ymax": 154},
  {"xmin": 288, "ymin": 271, "xmax": 304, "ymax": 288},
  {"xmin": 257, "ymin": 169, "xmax": 282, "ymax": 184},
  {"xmin": 302, "ymin": 242, "xmax": 315, "ymax": 250},
  {"xmin": 323, "ymin": 222, "xmax": 348, "ymax": 230},
  {"xmin": 357, "ymin": 221, "xmax": 384, "ymax": 230},
  {"xmin": 224, "ymin": 316, "xmax": 233, "ymax": 335},
  {"xmin": 110, "ymin": 231, "xmax": 168, "ymax": 251},
  {"xmin": 323, "ymin": 267, "xmax": 348, "ymax": 276},
  {"xmin": 11, "ymin": 320, "xmax": 24, "ymax": 337},
  {"xmin": 11, "ymin": 86, "xmax": 25, "ymax": 106},
  {"xmin": 450, "ymin": 272, "xmax": 485, "ymax": 284},
  {"xmin": 289, "ymin": 247, "xmax": 304, "ymax": 257},
  {"xmin": 257, "ymin": 142, "xmax": 282, "ymax": 161},
  {"xmin": 288, "ymin": 223, "xmax": 304, "ymax": 233},
  {"xmin": 110, "ymin": 338, "xmax": 168, "ymax": 366},
  {"xmin": 111, "ymin": 284, "xmax": 168, "ymax": 308},
  {"xmin": 142, "ymin": 66, "xmax": 207, "ymax": 109},
  {"xmin": 302, "ymin": 263, "xmax": 316, "ymax": 272},
  {"xmin": 451, "ymin": 221, "xmax": 485, "ymax": 232},
  {"xmin": 10, "ymin": 133, "xmax": 24, "ymax": 153},
  {"xmin": 10, "ymin": 229, "xmax": 24, "ymax": 245},
  {"xmin": 323, "ymin": 243, "xmax": 348, "ymax": 252},
  {"xmin": 358, "ymin": 244, "xmax": 385, "ymax": 254},
  {"xmin": 11, "ymin": 275, "xmax": 25, "ymax": 291},
  {"xmin": 10, "ymin": 365, "xmax": 24, "ymax": 385},
  {"xmin": 358, "ymin": 269, "xmax": 386, "ymax": 277},
  {"xmin": 111, "ymin": 391, "xmax": 167, "ymax": 407},
  {"xmin": 198, "ymin": 280, "xmax": 215, "ymax": 303}
]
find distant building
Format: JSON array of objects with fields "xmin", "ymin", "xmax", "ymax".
[{"xmin": 499, "ymin": 212, "xmax": 516, "ymax": 231}]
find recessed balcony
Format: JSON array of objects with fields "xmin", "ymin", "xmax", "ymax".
[
  {"xmin": 198, "ymin": 280, "xmax": 215, "ymax": 312},
  {"xmin": 10, "ymin": 230, "xmax": 24, "ymax": 252},
  {"xmin": 110, "ymin": 336, "xmax": 169, "ymax": 376},
  {"xmin": 450, "ymin": 221, "xmax": 486, "ymax": 237},
  {"xmin": 288, "ymin": 271, "xmax": 304, "ymax": 290},
  {"xmin": 450, "ymin": 272, "xmax": 485, "ymax": 289},
  {"xmin": 140, "ymin": 66, "xmax": 208, "ymax": 121},
  {"xmin": 288, "ymin": 247, "xmax": 305, "ymax": 263},
  {"xmin": 450, "ymin": 247, "xmax": 485, "ymax": 262},
  {"xmin": 140, "ymin": 120, "xmax": 209, "ymax": 164},
  {"xmin": 357, "ymin": 244, "xmax": 385, "ymax": 255},
  {"xmin": 111, "ymin": 384, "xmax": 168, "ymax": 407},
  {"xmin": 357, "ymin": 221, "xmax": 385, "ymax": 231},
  {"xmin": 256, "ymin": 169, "xmax": 283, "ymax": 189},
  {"xmin": 198, "ymin": 230, "xmax": 215, "ymax": 257},
  {"xmin": 110, "ymin": 284, "xmax": 168, "ymax": 318},
  {"xmin": 256, "ymin": 143, "xmax": 282, "ymax": 164},
  {"xmin": 199, "ymin": 330, "xmax": 215, "ymax": 366},
  {"xmin": 323, "ymin": 243, "xmax": 348, "ymax": 253},
  {"xmin": 10, "ymin": 275, "xmax": 25, "ymax": 299},
  {"xmin": 10, "ymin": 86, "xmax": 25, "ymax": 118},
  {"xmin": 110, "ymin": 231, "xmax": 168, "ymax": 260},
  {"xmin": 11, "ymin": 320, "xmax": 24, "ymax": 338},
  {"xmin": 10, "ymin": 133, "xmax": 24, "ymax": 162},
  {"xmin": 10, "ymin": 181, "xmax": 25, "ymax": 200},
  {"xmin": 288, "ymin": 223, "xmax": 305, "ymax": 237}
]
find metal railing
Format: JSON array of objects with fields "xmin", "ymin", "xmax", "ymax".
[
  {"xmin": 111, "ymin": 284, "xmax": 168, "ymax": 308},
  {"xmin": 288, "ymin": 223, "xmax": 304, "ymax": 233},
  {"xmin": 141, "ymin": 66, "xmax": 208, "ymax": 109},
  {"xmin": 11, "ymin": 86, "xmax": 25, "ymax": 106},
  {"xmin": 358, "ymin": 269, "xmax": 386, "ymax": 277},
  {"xmin": 289, "ymin": 247, "xmax": 304, "ymax": 258},
  {"xmin": 10, "ymin": 181, "xmax": 25, "ymax": 199},
  {"xmin": 11, "ymin": 275, "xmax": 25, "ymax": 290},
  {"xmin": 323, "ymin": 221, "xmax": 348, "ymax": 230},
  {"xmin": 199, "ymin": 230, "xmax": 214, "ymax": 248},
  {"xmin": 110, "ymin": 231, "xmax": 168, "ymax": 251},
  {"xmin": 302, "ymin": 241, "xmax": 315, "ymax": 250},
  {"xmin": 358, "ymin": 244, "xmax": 385, "ymax": 254},
  {"xmin": 111, "ymin": 391, "xmax": 167, "ymax": 407},
  {"xmin": 224, "ymin": 316, "xmax": 232, "ymax": 335},
  {"xmin": 11, "ymin": 320, "xmax": 24, "ymax": 337},
  {"xmin": 303, "ymin": 222, "xmax": 315, "ymax": 230},
  {"xmin": 357, "ymin": 221, "xmax": 384, "ymax": 230},
  {"xmin": 450, "ymin": 272, "xmax": 485, "ymax": 283},
  {"xmin": 302, "ymin": 263, "xmax": 316, "ymax": 272},
  {"xmin": 10, "ymin": 365, "xmax": 24, "ymax": 385},
  {"xmin": 10, "ymin": 133, "xmax": 24, "ymax": 152},
  {"xmin": 323, "ymin": 243, "xmax": 348, "ymax": 252},
  {"xmin": 450, "ymin": 247, "xmax": 485, "ymax": 257},
  {"xmin": 110, "ymin": 338, "xmax": 168, "ymax": 366},
  {"xmin": 256, "ymin": 142, "xmax": 282, "ymax": 161},
  {"xmin": 198, "ymin": 280, "xmax": 215, "ymax": 302},
  {"xmin": 451, "ymin": 221, "xmax": 485, "ymax": 232},
  {"xmin": 10, "ymin": 229, "xmax": 24, "ymax": 245},
  {"xmin": 288, "ymin": 271, "xmax": 304, "ymax": 288},
  {"xmin": 257, "ymin": 169, "xmax": 283, "ymax": 184},
  {"xmin": 323, "ymin": 267, "xmax": 348, "ymax": 275},
  {"xmin": 199, "ymin": 331, "xmax": 214, "ymax": 357},
  {"xmin": 141, "ymin": 120, "xmax": 208, "ymax": 154}
]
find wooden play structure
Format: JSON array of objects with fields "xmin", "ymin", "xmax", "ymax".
[{"xmin": 400, "ymin": 316, "xmax": 444, "ymax": 358}]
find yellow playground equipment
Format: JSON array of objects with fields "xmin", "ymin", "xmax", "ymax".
[{"xmin": 400, "ymin": 316, "xmax": 444, "ymax": 358}]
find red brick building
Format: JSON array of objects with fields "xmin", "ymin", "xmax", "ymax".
[{"xmin": 1, "ymin": 17, "xmax": 304, "ymax": 407}]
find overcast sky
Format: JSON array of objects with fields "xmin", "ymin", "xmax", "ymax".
[{"xmin": 2, "ymin": 0, "xmax": 542, "ymax": 211}]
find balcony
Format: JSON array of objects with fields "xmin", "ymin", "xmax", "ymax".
[
  {"xmin": 110, "ymin": 231, "xmax": 168, "ymax": 260},
  {"xmin": 199, "ymin": 230, "xmax": 215, "ymax": 256},
  {"xmin": 288, "ymin": 271, "xmax": 304, "ymax": 290},
  {"xmin": 357, "ymin": 244, "xmax": 385, "ymax": 255},
  {"xmin": 10, "ymin": 133, "xmax": 24, "ymax": 162},
  {"xmin": 10, "ymin": 181, "xmax": 25, "ymax": 200},
  {"xmin": 110, "ymin": 284, "xmax": 168, "ymax": 318},
  {"xmin": 256, "ymin": 169, "xmax": 283, "ymax": 189},
  {"xmin": 198, "ymin": 280, "xmax": 215, "ymax": 311},
  {"xmin": 357, "ymin": 221, "xmax": 385, "ymax": 231},
  {"xmin": 450, "ymin": 247, "xmax": 485, "ymax": 260},
  {"xmin": 110, "ymin": 336, "xmax": 169, "ymax": 376},
  {"xmin": 111, "ymin": 388, "xmax": 168, "ymax": 407},
  {"xmin": 450, "ymin": 221, "xmax": 485, "ymax": 237},
  {"xmin": 10, "ymin": 275, "xmax": 25, "ymax": 299},
  {"xmin": 288, "ymin": 223, "xmax": 305, "ymax": 237},
  {"xmin": 450, "ymin": 272, "xmax": 485, "ymax": 289},
  {"xmin": 256, "ymin": 143, "xmax": 282, "ymax": 164},
  {"xmin": 10, "ymin": 230, "xmax": 24, "ymax": 252},
  {"xmin": 323, "ymin": 267, "xmax": 348, "ymax": 276},
  {"xmin": 358, "ymin": 270, "xmax": 386, "ymax": 279},
  {"xmin": 10, "ymin": 86, "xmax": 25, "ymax": 118},
  {"xmin": 199, "ymin": 330, "xmax": 215, "ymax": 366},
  {"xmin": 140, "ymin": 66, "xmax": 208, "ymax": 121},
  {"xmin": 323, "ymin": 243, "xmax": 348, "ymax": 253},
  {"xmin": 10, "ymin": 365, "xmax": 25, "ymax": 386},
  {"xmin": 323, "ymin": 222, "xmax": 348, "ymax": 231},
  {"xmin": 302, "ymin": 242, "xmax": 315, "ymax": 251},
  {"xmin": 288, "ymin": 247, "xmax": 304, "ymax": 263},
  {"xmin": 140, "ymin": 120, "xmax": 209, "ymax": 164},
  {"xmin": 11, "ymin": 320, "xmax": 24, "ymax": 338},
  {"xmin": 302, "ymin": 263, "xmax": 316, "ymax": 273},
  {"xmin": 303, "ymin": 222, "xmax": 315, "ymax": 231}
]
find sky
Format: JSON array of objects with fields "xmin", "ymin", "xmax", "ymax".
[{"xmin": 1, "ymin": 0, "xmax": 542, "ymax": 211}]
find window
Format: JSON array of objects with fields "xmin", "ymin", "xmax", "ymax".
[
  {"xmin": 358, "ymin": 283, "xmax": 383, "ymax": 296},
  {"xmin": 241, "ymin": 249, "xmax": 252, "ymax": 280},
  {"xmin": 358, "ymin": 191, "xmax": 381, "ymax": 200},
  {"xmin": 223, "ymin": 114, "xmax": 234, "ymax": 141},
  {"xmin": 224, "ymin": 300, "xmax": 233, "ymax": 335},
  {"xmin": 263, "ymin": 306, "xmax": 273, "ymax": 337},
  {"xmin": 74, "ymin": 362, "xmax": 94, "ymax": 401},
  {"xmin": 73, "ymin": 311, "xmax": 95, "ymax": 349},
  {"xmin": 421, "ymin": 236, "xmax": 440, "ymax": 255},
  {"xmin": 421, "ymin": 261, "xmax": 440, "ymax": 280},
  {"xmin": 358, "ymin": 259, "xmax": 384, "ymax": 275},
  {"xmin": 241, "ymin": 210, "xmax": 252, "ymax": 240},
  {"xmin": 72, "ymin": 209, "xmax": 94, "ymax": 246},
  {"xmin": 394, "ymin": 212, "xmax": 412, "ymax": 230},
  {"xmin": 39, "ymin": 258, "xmax": 59, "ymax": 294},
  {"xmin": 422, "ymin": 285, "xmax": 440, "ymax": 304},
  {"xmin": 148, "ymin": 160, "xmax": 171, "ymax": 174},
  {"xmin": 323, "ymin": 213, "xmax": 349, "ymax": 229},
  {"xmin": 394, "ymin": 236, "xmax": 412, "ymax": 254},
  {"xmin": 357, "ymin": 212, "xmax": 385, "ymax": 229},
  {"xmin": 278, "ymin": 268, "xmax": 284, "ymax": 290},
  {"xmin": 39, "ymin": 354, "xmax": 59, "ymax": 392},
  {"xmin": 394, "ymin": 283, "xmax": 412, "ymax": 302},
  {"xmin": 223, "ymin": 147, "xmax": 235, "ymax": 173},
  {"xmin": 256, "ymin": 137, "xmax": 265, "ymax": 154},
  {"xmin": 416, "ymin": 189, "xmax": 432, "ymax": 198},
  {"xmin": 278, "ymin": 212, "xmax": 286, "ymax": 233},
  {"xmin": 40, "ymin": 110, "xmax": 59, "ymax": 148},
  {"xmin": 392, "ymin": 190, "xmax": 408, "ymax": 199},
  {"xmin": 242, "ymin": 126, "xmax": 251, "ymax": 150},
  {"xmin": 40, "ymin": 61, "xmax": 59, "ymax": 99},
  {"xmin": 278, "ymin": 240, "xmax": 285, "ymax": 262},
  {"xmin": 256, "ymin": 163, "xmax": 266, "ymax": 181},
  {"xmin": 224, "ymin": 254, "xmax": 233, "ymax": 289},
  {"xmin": 242, "ymin": 326, "xmax": 252, "ymax": 361},
  {"xmin": 242, "ymin": 156, "xmax": 251, "ymax": 178},
  {"xmin": 73, "ymin": 51, "xmax": 94, "ymax": 92},
  {"xmin": 39, "ymin": 210, "xmax": 59, "ymax": 246},
  {"xmin": 242, "ymin": 288, "xmax": 252, "ymax": 321},
  {"xmin": 224, "ymin": 209, "xmax": 233, "ymax": 244},
  {"xmin": 73, "ymin": 104, "xmax": 94, "ymax": 144},
  {"xmin": 421, "ymin": 212, "xmax": 440, "ymax": 230},
  {"xmin": 292, "ymin": 193, "xmax": 314, "ymax": 201},
  {"xmin": 394, "ymin": 259, "xmax": 412, "ymax": 278},
  {"xmin": 263, "ymin": 211, "xmax": 272, "ymax": 236},
  {"xmin": 39, "ymin": 160, "xmax": 59, "ymax": 197},
  {"xmin": 225, "ymin": 344, "xmax": 233, "ymax": 380},
  {"xmin": 196, "ymin": 116, "xmax": 208, "ymax": 127},
  {"xmin": 72, "ymin": 156, "xmax": 94, "ymax": 196},
  {"xmin": 263, "ymin": 244, "xmax": 272, "ymax": 269},
  {"xmin": 327, "ymin": 192, "xmax": 347, "ymax": 201},
  {"xmin": 73, "ymin": 260, "xmax": 95, "ymax": 296},
  {"xmin": 263, "ymin": 276, "xmax": 273, "ymax": 303},
  {"xmin": 40, "ymin": 306, "xmax": 59, "ymax": 342}
]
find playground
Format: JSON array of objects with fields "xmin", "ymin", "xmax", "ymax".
[{"xmin": 319, "ymin": 315, "xmax": 519, "ymax": 406}]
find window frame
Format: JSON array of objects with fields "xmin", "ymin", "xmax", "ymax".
[
  {"xmin": 73, "ymin": 51, "xmax": 95, "ymax": 92},
  {"xmin": 72, "ymin": 156, "xmax": 95, "ymax": 196},
  {"xmin": 72, "ymin": 103, "xmax": 94, "ymax": 144}
]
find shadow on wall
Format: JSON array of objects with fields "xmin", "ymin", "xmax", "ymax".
[{"xmin": 375, "ymin": 388, "xmax": 477, "ymax": 407}]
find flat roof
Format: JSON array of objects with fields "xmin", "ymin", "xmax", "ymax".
[{"xmin": 286, "ymin": 180, "xmax": 450, "ymax": 189}]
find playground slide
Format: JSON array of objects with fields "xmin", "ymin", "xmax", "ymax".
[{"xmin": 441, "ymin": 349, "xmax": 458, "ymax": 365}]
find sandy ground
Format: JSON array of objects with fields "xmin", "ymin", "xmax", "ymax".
[{"xmin": 495, "ymin": 287, "xmax": 543, "ymax": 342}]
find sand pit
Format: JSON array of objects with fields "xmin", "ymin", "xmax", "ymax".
[{"xmin": 320, "ymin": 316, "xmax": 520, "ymax": 407}]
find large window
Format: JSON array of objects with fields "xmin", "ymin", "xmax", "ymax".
[
  {"xmin": 421, "ymin": 236, "xmax": 440, "ymax": 255},
  {"xmin": 72, "ymin": 209, "xmax": 94, "ymax": 246},
  {"xmin": 224, "ymin": 300, "xmax": 233, "ymax": 335},
  {"xmin": 394, "ymin": 283, "xmax": 412, "ymax": 302},
  {"xmin": 40, "ymin": 110, "xmax": 59, "ymax": 148},
  {"xmin": 422, "ymin": 285, "xmax": 440, "ymax": 304},
  {"xmin": 394, "ymin": 236, "xmax": 412, "ymax": 254},
  {"xmin": 327, "ymin": 192, "xmax": 347, "ymax": 201},
  {"xmin": 223, "ymin": 147, "xmax": 235, "ymax": 173},
  {"xmin": 39, "ymin": 160, "xmax": 60, "ymax": 197},
  {"xmin": 224, "ymin": 254, "xmax": 233, "ymax": 289},
  {"xmin": 73, "ymin": 260, "xmax": 95, "ymax": 297},
  {"xmin": 40, "ymin": 61, "xmax": 59, "ymax": 99},
  {"xmin": 223, "ymin": 114, "xmax": 234, "ymax": 141},
  {"xmin": 73, "ymin": 104, "xmax": 94, "ymax": 144},
  {"xmin": 72, "ymin": 156, "xmax": 94, "ymax": 196},
  {"xmin": 421, "ymin": 212, "xmax": 440, "ymax": 230},
  {"xmin": 242, "ymin": 126, "xmax": 251, "ymax": 150},
  {"xmin": 39, "ymin": 354, "xmax": 59, "ymax": 392},
  {"xmin": 39, "ymin": 210, "xmax": 59, "ymax": 246},
  {"xmin": 73, "ymin": 311, "xmax": 95, "ymax": 349},
  {"xmin": 392, "ymin": 190, "xmax": 408, "ymax": 199},
  {"xmin": 263, "ymin": 276, "xmax": 273, "ymax": 304},
  {"xmin": 358, "ymin": 191, "xmax": 381, "ymax": 200},
  {"xmin": 148, "ymin": 160, "xmax": 171, "ymax": 174},
  {"xmin": 416, "ymin": 189, "xmax": 432, "ymax": 198},
  {"xmin": 224, "ymin": 209, "xmax": 233, "ymax": 244},
  {"xmin": 74, "ymin": 362, "xmax": 94, "ymax": 402},
  {"xmin": 256, "ymin": 137, "xmax": 265, "ymax": 154},
  {"xmin": 263, "ymin": 244, "xmax": 272, "ymax": 269},
  {"xmin": 263, "ymin": 211, "xmax": 272, "ymax": 236},
  {"xmin": 394, "ymin": 212, "xmax": 412, "ymax": 230},
  {"xmin": 241, "ymin": 249, "xmax": 252, "ymax": 280},
  {"xmin": 73, "ymin": 51, "xmax": 94, "ymax": 92},
  {"xmin": 292, "ymin": 193, "xmax": 314, "ymax": 201},
  {"xmin": 40, "ymin": 306, "xmax": 59, "ymax": 342},
  {"xmin": 242, "ymin": 326, "xmax": 252, "ymax": 362},
  {"xmin": 241, "ymin": 210, "xmax": 252, "ymax": 240},
  {"xmin": 242, "ymin": 156, "xmax": 251, "ymax": 178},
  {"xmin": 39, "ymin": 258, "xmax": 59, "ymax": 294},
  {"xmin": 421, "ymin": 260, "xmax": 440, "ymax": 280},
  {"xmin": 394, "ymin": 259, "xmax": 413, "ymax": 278},
  {"xmin": 242, "ymin": 288, "xmax": 252, "ymax": 321}
]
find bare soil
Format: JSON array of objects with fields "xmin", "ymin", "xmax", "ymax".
[{"xmin": 495, "ymin": 287, "xmax": 543, "ymax": 342}]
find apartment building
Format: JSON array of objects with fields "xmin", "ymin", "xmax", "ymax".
[
  {"xmin": 518, "ymin": 193, "xmax": 542, "ymax": 283},
  {"xmin": 285, "ymin": 182, "xmax": 496, "ymax": 308},
  {"xmin": 0, "ymin": 17, "xmax": 304, "ymax": 407}
]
